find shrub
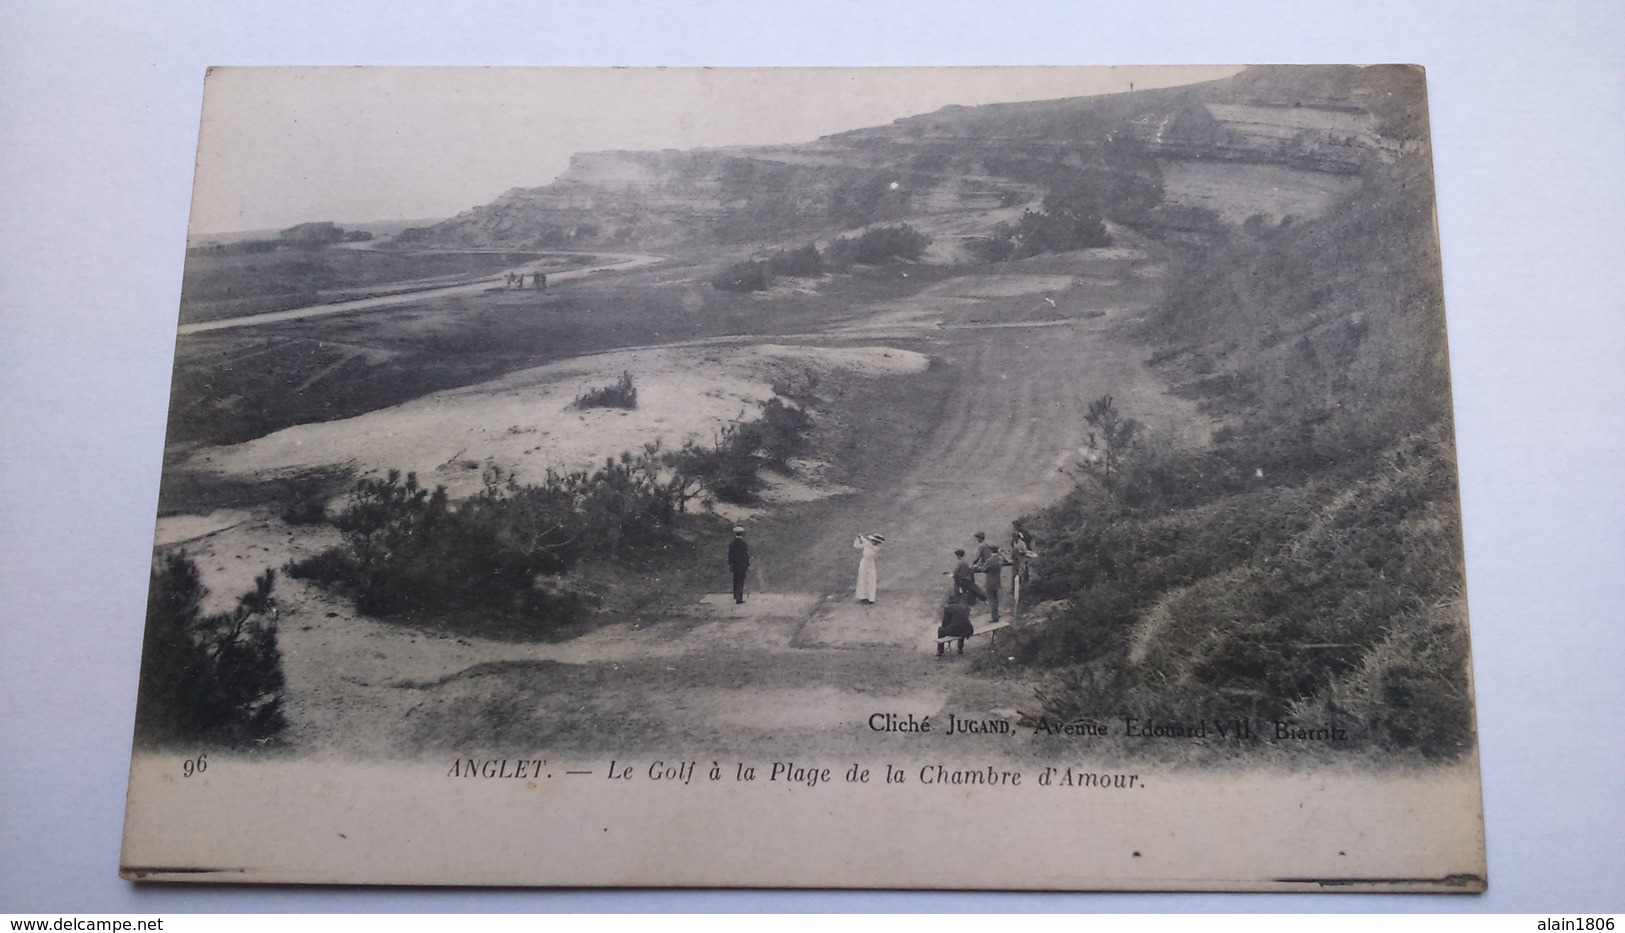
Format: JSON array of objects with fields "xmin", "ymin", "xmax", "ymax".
[
  {"xmin": 668, "ymin": 429, "xmax": 765, "ymax": 504},
  {"xmin": 966, "ymin": 233, "xmax": 1017, "ymax": 264},
  {"xmin": 770, "ymin": 370, "xmax": 821, "ymax": 406},
  {"xmin": 278, "ymin": 221, "xmax": 346, "ymax": 246},
  {"xmin": 665, "ymin": 395, "xmax": 815, "ymax": 503},
  {"xmin": 1069, "ymin": 394, "xmax": 1141, "ymax": 487},
  {"xmin": 573, "ymin": 371, "xmax": 638, "ymax": 410},
  {"xmin": 1007, "ymin": 74, "xmax": 1469, "ymax": 762},
  {"xmin": 281, "ymin": 475, "xmax": 333, "ymax": 525},
  {"xmin": 713, "ymin": 259, "xmax": 771, "ymax": 292},
  {"xmin": 288, "ymin": 459, "xmax": 685, "ymax": 632},
  {"xmin": 1024, "ymin": 422, "xmax": 1472, "ymax": 759},
  {"xmin": 749, "ymin": 397, "xmax": 815, "ymax": 470},
  {"xmin": 1296, "ymin": 597, "xmax": 1475, "ymax": 760},
  {"xmin": 1012, "ymin": 206, "xmax": 1110, "ymax": 258},
  {"xmin": 765, "ymin": 244, "xmax": 824, "ymax": 278},
  {"xmin": 135, "ymin": 553, "xmax": 286, "ymax": 745},
  {"xmin": 822, "ymin": 224, "xmax": 931, "ymax": 271}
]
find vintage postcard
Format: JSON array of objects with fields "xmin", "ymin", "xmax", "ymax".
[{"xmin": 121, "ymin": 65, "xmax": 1485, "ymax": 891}]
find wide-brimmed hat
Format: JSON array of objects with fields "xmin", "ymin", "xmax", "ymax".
[
  {"xmin": 868, "ymin": 533, "xmax": 886, "ymax": 544},
  {"xmin": 973, "ymin": 531, "xmax": 986, "ymax": 540},
  {"xmin": 733, "ymin": 526, "xmax": 745, "ymax": 534}
]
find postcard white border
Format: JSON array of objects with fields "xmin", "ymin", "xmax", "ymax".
[{"xmin": 2, "ymin": 0, "xmax": 1623, "ymax": 913}]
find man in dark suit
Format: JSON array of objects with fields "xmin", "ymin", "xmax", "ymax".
[
  {"xmin": 974, "ymin": 531, "xmax": 1003, "ymax": 623},
  {"xmin": 937, "ymin": 590, "xmax": 975, "ymax": 656},
  {"xmin": 728, "ymin": 526, "xmax": 751, "ymax": 604},
  {"xmin": 951, "ymin": 549, "xmax": 985, "ymax": 604}
]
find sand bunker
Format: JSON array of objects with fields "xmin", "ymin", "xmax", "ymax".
[{"xmin": 192, "ymin": 342, "xmax": 929, "ymax": 498}]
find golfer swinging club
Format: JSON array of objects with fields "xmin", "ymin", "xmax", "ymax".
[{"xmin": 853, "ymin": 532, "xmax": 885, "ymax": 604}]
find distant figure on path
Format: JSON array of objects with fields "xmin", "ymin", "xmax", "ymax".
[
  {"xmin": 951, "ymin": 549, "xmax": 986, "ymax": 605},
  {"xmin": 728, "ymin": 526, "xmax": 751, "ymax": 604},
  {"xmin": 853, "ymin": 533, "xmax": 885, "ymax": 604},
  {"xmin": 937, "ymin": 590, "xmax": 974, "ymax": 656},
  {"xmin": 974, "ymin": 531, "xmax": 1003, "ymax": 623},
  {"xmin": 536, "ymin": 272, "xmax": 548, "ymax": 292}
]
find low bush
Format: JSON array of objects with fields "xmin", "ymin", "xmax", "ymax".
[
  {"xmin": 573, "ymin": 371, "xmax": 638, "ymax": 410},
  {"xmin": 713, "ymin": 259, "xmax": 771, "ymax": 292},
  {"xmin": 668, "ymin": 430, "xmax": 764, "ymax": 504},
  {"xmin": 1022, "ymin": 415, "xmax": 1472, "ymax": 759},
  {"xmin": 1014, "ymin": 72, "xmax": 1468, "ymax": 761},
  {"xmin": 288, "ymin": 457, "xmax": 688, "ymax": 632},
  {"xmin": 1011, "ymin": 207, "xmax": 1111, "ymax": 258},
  {"xmin": 966, "ymin": 233, "xmax": 1017, "ymax": 264},
  {"xmin": 765, "ymin": 244, "xmax": 825, "ymax": 278},
  {"xmin": 770, "ymin": 370, "xmax": 821, "ymax": 406},
  {"xmin": 281, "ymin": 475, "xmax": 334, "ymax": 525},
  {"xmin": 666, "ymin": 395, "xmax": 815, "ymax": 504},
  {"xmin": 822, "ymin": 224, "xmax": 931, "ymax": 271},
  {"xmin": 135, "ymin": 553, "xmax": 286, "ymax": 745}
]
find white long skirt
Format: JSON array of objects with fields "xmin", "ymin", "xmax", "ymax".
[{"xmin": 853, "ymin": 537, "xmax": 880, "ymax": 602}]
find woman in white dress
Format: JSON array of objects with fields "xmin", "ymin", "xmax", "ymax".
[{"xmin": 852, "ymin": 533, "xmax": 885, "ymax": 603}]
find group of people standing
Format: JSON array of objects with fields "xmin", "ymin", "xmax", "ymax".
[
  {"xmin": 939, "ymin": 527, "xmax": 1037, "ymax": 655},
  {"xmin": 505, "ymin": 271, "xmax": 547, "ymax": 291},
  {"xmin": 849, "ymin": 527, "xmax": 1033, "ymax": 616},
  {"xmin": 723, "ymin": 523, "xmax": 1038, "ymax": 656}
]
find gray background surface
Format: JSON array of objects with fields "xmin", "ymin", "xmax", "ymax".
[{"xmin": 1, "ymin": 0, "xmax": 1621, "ymax": 913}]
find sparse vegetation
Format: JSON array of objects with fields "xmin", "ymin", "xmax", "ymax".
[
  {"xmin": 1019, "ymin": 94, "xmax": 1473, "ymax": 761},
  {"xmin": 765, "ymin": 244, "xmax": 825, "ymax": 278},
  {"xmin": 279, "ymin": 221, "xmax": 348, "ymax": 246},
  {"xmin": 822, "ymin": 224, "xmax": 931, "ymax": 271},
  {"xmin": 1011, "ymin": 206, "xmax": 1112, "ymax": 256},
  {"xmin": 285, "ymin": 394, "xmax": 814, "ymax": 628},
  {"xmin": 280, "ymin": 474, "xmax": 335, "ymax": 525},
  {"xmin": 666, "ymin": 396, "xmax": 815, "ymax": 503},
  {"xmin": 965, "ymin": 234, "xmax": 1017, "ymax": 264},
  {"xmin": 713, "ymin": 226, "xmax": 928, "ymax": 291},
  {"xmin": 712, "ymin": 259, "xmax": 772, "ymax": 292},
  {"xmin": 135, "ymin": 553, "xmax": 286, "ymax": 745},
  {"xmin": 1071, "ymin": 394, "xmax": 1141, "ymax": 487},
  {"xmin": 573, "ymin": 371, "xmax": 639, "ymax": 410},
  {"xmin": 286, "ymin": 457, "xmax": 687, "ymax": 633}
]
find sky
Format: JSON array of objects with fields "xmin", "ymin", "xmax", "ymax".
[{"xmin": 188, "ymin": 66, "xmax": 1244, "ymax": 235}]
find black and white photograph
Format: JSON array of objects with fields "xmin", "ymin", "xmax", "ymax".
[{"xmin": 111, "ymin": 64, "xmax": 1490, "ymax": 890}]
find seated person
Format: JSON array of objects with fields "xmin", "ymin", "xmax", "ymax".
[{"xmin": 937, "ymin": 590, "xmax": 975, "ymax": 656}]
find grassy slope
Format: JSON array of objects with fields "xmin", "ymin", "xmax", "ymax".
[{"xmin": 1019, "ymin": 68, "xmax": 1474, "ymax": 763}]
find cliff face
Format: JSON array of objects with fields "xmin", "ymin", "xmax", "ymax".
[
  {"xmin": 393, "ymin": 65, "xmax": 1425, "ymax": 252},
  {"xmin": 399, "ymin": 151, "xmax": 735, "ymax": 249}
]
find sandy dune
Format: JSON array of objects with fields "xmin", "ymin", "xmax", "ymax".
[{"xmin": 191, "ymin": 343, "xmax": 929, "ymax": 499}]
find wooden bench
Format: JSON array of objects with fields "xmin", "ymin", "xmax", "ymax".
[{"xmin": 936, "ymin": 620, "xmax": 1013, "ymax": 653}]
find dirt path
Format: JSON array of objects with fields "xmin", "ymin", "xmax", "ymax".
[
  {"xmin": 176, "ymin": 251, "xmax": 665, "ymax": 336},
  {"xmin": 171, "ymin": 246, "xmax": 1216, "ymax": 761},
  {"xmin": 755, "ymin": 274, "xmax": 1213, "ymax": 654}
]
